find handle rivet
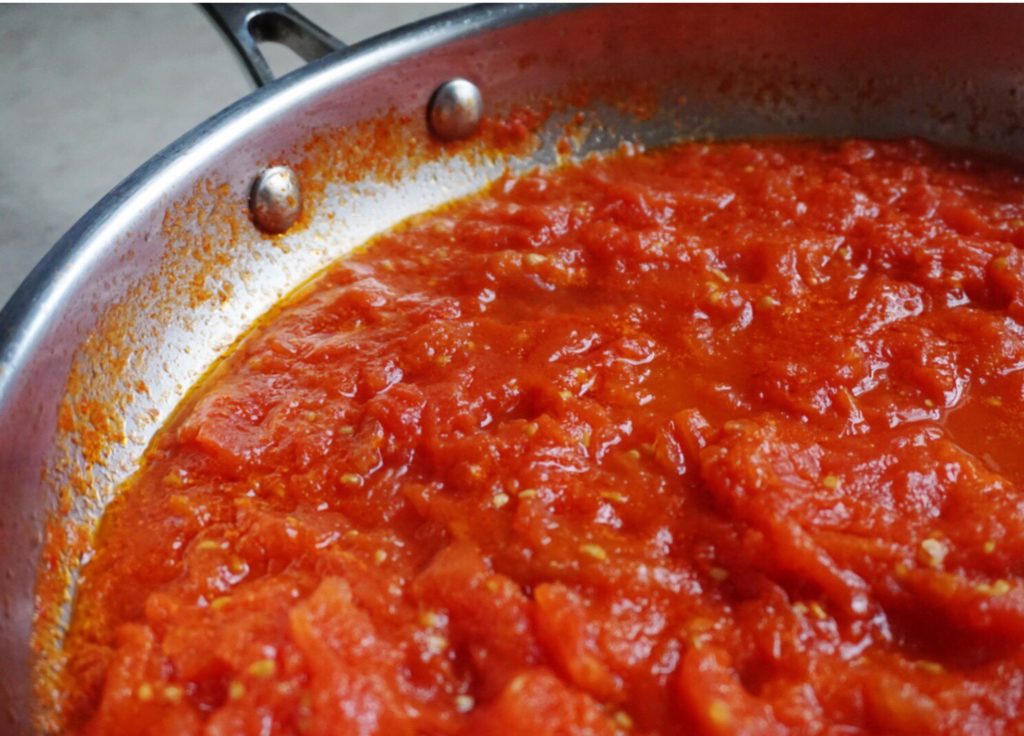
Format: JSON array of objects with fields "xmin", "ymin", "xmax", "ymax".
[
  {"xmin": 428, "ymin": 78, "xmax": 483, "ymax": 141},
  {"xmin": 250, "ymin": 166, "xmax": 302, "ymax": 234}
]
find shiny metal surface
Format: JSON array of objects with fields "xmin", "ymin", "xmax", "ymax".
[
  {"xmin": 5, "ymin": 4, "xmax": 1024, "ymax": 733},
  {"xmin": 250, "ymin": 165, "xmax": 303, "ymax": 233},
  {"xmin": 428, "ymin": 77, "xmax": 483, "ymax": 140},
  {"xmin": 203, "ymin": 3, "xmax": 346, "ymax": 87}
]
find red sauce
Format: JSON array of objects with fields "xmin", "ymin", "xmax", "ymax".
[{"xmin": 64, "ymin": 139, "xmax": 1024, "ymax": 734}]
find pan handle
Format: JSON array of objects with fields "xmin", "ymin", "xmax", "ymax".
[{"xmin": 202, "ymin": 4, "xmax": 347, "ymax": 88}]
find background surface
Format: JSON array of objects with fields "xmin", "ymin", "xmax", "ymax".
[{"xmin": 0, "ymin": 3, "xmax": 459, "ymax": 306}]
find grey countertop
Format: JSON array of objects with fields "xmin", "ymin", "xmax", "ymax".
[{"xmin": 0, "ymin": 4, "xmax": 459, "ymax": 308}]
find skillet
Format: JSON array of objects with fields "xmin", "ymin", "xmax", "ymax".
[{"xmin": 4, "ymin": 4, "xmax": 1024, "ymax": 732}]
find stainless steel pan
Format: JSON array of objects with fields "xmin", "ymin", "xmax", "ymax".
[{"xmin": 5, "ymin": 4, "xmax": 1024, "ymax": 732}]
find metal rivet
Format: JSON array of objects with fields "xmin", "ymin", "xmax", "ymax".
[
  {"xmin": 428, "ymin": 78, "xmax": 483, "ymax": 141},
  {"xmin": 250, "ymin": 166, "xmax": 302, "ymax": 234}
]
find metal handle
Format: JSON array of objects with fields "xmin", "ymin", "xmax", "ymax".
[{"xmin": 202, "ymin": 4, "xmax": 346, "ymax": 88}]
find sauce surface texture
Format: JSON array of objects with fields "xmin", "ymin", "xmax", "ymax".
[{"xmin": 65, "ymin": 140, "xmax": 1024, "ymax": 734}]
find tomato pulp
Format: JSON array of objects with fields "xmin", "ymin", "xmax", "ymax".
[{"xmin": 63, "ymin": 140, "xmax": 1024, "ymax": 734}]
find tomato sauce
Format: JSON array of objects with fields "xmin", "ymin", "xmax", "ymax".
[{"xmin": 63, "ymin": 139, "xmax": 1024, "ymax": 734}]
